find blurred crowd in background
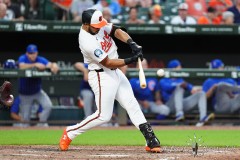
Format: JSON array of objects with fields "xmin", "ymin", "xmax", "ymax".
[{"xmin": 0, "ymin": 0, "xmax": 240, "ymax": 25}]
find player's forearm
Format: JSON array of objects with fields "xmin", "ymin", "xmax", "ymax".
[
  {"xmin": 47, "ymin": 62, "xmax": 59, "ymax": 74},
  {"xmin": 100, "ymin": 58, "xmax": 126, "ymax": 68},
  {"xmin": 10, "ymin": 113, "xmax": 22, "ymax": 121},
  {"xmin": 206, "ymin": 87, "xmax": 215, "ymax": 98},
  {"xmin": 19, "ymin": 63, "xmax": 35, "ymax": 69},
  {"xmin": 114, "ymin": 29, "xmax": 131, "ymax": 43},
  {"xmin": 74, "ymin": 62, "xmax": 87, "ymax": 73}
]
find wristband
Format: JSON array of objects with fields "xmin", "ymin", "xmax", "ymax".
[
  {"xmin": 124, "ymin": 57, "xmax": 133, "ymax": 65},
  {"xmin": 127, "ymin": 38, "xmax": 134, "ymax": 45}
]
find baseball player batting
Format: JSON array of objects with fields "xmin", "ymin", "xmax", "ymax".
[{"xmin": 59, "ymin": 9, "xmax": 161, "ymax": 153}]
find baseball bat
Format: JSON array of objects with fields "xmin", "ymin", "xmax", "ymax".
[{"xmin": 138, "ymin": 58, "xmax": 147, "ymax": 89}]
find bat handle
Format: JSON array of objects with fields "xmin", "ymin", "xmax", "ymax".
[{"xmin": 138, "ymin": 58, "xmax": 142, "ymax": 69}]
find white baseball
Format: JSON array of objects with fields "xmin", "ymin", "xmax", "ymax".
[{"xmin": 157, "ymin": 69, "xmax": 165, "ymax": 77}]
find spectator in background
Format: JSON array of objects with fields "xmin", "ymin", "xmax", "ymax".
[
  {"xmin": 125, "ymin": 0, "xmax": 139, "ymax": 7},
  {"xmin": 129, "ymin": 59, "xmax": 170, "ymax": 117},
  {"xmin": 24, "ymin": 0, "xmax": 40, "ymax": 20},
  {"xmin": 170, "ymin": 3, "xmax": 197, "ymax": 25},
  {"xmin": 92, "ymin": 0, "xmax": 121, "ymax": 16},
  {"xmin": 222, "ymin": 10, "xmax": 234, "ymax": 24},
  {"xmin": 157, "ymin": 59, "xmax": 214, "ymax": 127},
  {"xmin": 53, "ymin": 4, "xmax": 69, "ymax": 21},
  {"xmin": 3, "ymin": 0, "xmax": 24, "ymax": 21},
  {"xmin": 148, "ymin": 4, "xmax": 165, "ymax": 24},
  {"xmin": 126, "ymin": 7, "xmax": 145, "ymax": 24},
  {"xmin": 198, "ymin": 7, "xmax": 221, "ymax": 24},
  {"xmin": 102, "ymin": 7, "xmax": 120, "ymax": 24},
  {"xmin": 139, "ymin": 0, "xmax": 152, "ymax": 8},
  {"xmin": 227, "ymin": 0, "xmax": 240, "ymax": 24},
  {"xmin": 0, "ymin": 2, "xmax": 7, "ymax": 19},
  {"xmin": 208, "ymin": 0, "xmax": 233, "ymax": 21},
  {"xmin": 10, "ymin": 96, "xmax": 43, "ymax": 127},
  {"xmin": 185, "ymin": 0, "xmax": 207, "ymax": 20},
  {"xmin": 71, "ymin": 0, "xmax": 94, "ymax": 22},
  {"xmin": 118, "ymin": 0, "xmax": 125, "ymax": 6},
  {"xmin": 203, "ymin": 59, "xmax": 240, "ymax": 114},
  {"xmin": 17, "ymin": 44, "xmax": 59, "ymax": 127},
  {"xmin": 15, "ymin": 0, "xmax": 25, "ymax": 15}
]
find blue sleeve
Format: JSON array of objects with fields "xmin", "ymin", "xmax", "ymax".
[
  {"xmin": 10, "ymin": 96, "xmax": 20, "ymax": 113},
  {"xmin": 37, "ymin": 105, "xmax": 43, "ymax": 113},
  {"xmin": 229, "ymin": 79, "xmax": 237, "ymax": 86},
  {"xmin": 153, "ymin": 78, "xmax": 158, "ymax": 92},
  {"xmin": 37, "ymin": 56, "xmax": 49, "ymax": 65},
  {"xmin": 18, "ymin": 55, "xmax": 26, "ymax": 63},
  {"xmin": 109, "ymin": 2, "xmax": 121, "ymax": 15},
  {"xmin": 159, "ymin": 78, "xmax": 176, "ymax": 92},
  {"xmin": 202, "ymin": 79, "xmax": 212, "ymax": 92},
  {"xmin": 129, "ymin": 79, "xmax": 136, "ymax": 91},
  {"xmin": 186, "ymin": 82, "xmax": 193, "ymax": 91}
]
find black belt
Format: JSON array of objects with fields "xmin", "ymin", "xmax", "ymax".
[
  {"xmin": 95, "ymin": 68, "xmax": 104, "ymax": 72},
  {"xmin": 94, "ymin": 68, "xmax": 116, "ymax": 72}
]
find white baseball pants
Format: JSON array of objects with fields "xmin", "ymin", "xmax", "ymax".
[{"xmin": 67, "ymin": 68, "xmax": 147, "ymax": 140}]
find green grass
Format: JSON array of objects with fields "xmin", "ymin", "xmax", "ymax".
[{"xmin": 0, "ymin": 129, "xmax": 239, "ymax": 147}]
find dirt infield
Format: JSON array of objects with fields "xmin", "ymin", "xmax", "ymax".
[
  {"xmin": 0, "ymin": 126, "xmax": 240, "ymax": 160},
  {"xmin": 0, "ymin": 145, "xmax": 239, "ymax": 160}
]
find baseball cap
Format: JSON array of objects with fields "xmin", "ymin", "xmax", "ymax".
[
  {"xmin": 211, "ymin": 59, "xmax": 224, "ymax": 69},
  {"xmin": 26, "ymin": 44, "xmax": 38, "ymax": 53},
  {"xmin": 150, "ymin": 4, "xmax": 162, "ymax": 17},
  {"xmin": 222, "ymin": 11, "xmax": 234, "ymax": 20},
  {"xmin": 178, "ymin": 3, "xmax": 188, "ymax": 10},
  {"xmin": 167, "ymin": 59, "xmax": 181, "ymax": 68},
  {"xmin": 82, "ymin": 9, "xmax": 107, "ymax": 28}
]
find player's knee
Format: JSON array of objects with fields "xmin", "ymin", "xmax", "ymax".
[
  {"xmin": 120, "ymin": 96, "xmax": 137, "ymax": 109},
  {"xmin": 174, "ymin": 85, "xmax": 184, "ymax": 93},
  {"xmin": 163, "ymin": 107, "xmax": 170, "ymax": 116},
  {"xmin": 198, "ymin": 91, "xmax": 206, "ymax": 98},
  {"xmin": 42, "ymin": 104, "xmax": 52, "ymax": 112},
  {"xmin": 99, "ymin": 114, "xmax": 112, "ymax": 123},
  {"xmin": 217, "ymin": 83, "xmax": 229, "ymax": 91}
]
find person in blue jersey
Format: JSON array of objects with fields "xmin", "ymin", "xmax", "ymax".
[
  {"xmin": 74, "ymin": 62, "xmax": 96, "ymax": 118},
  {"xmin": 129, "ymin": 59, "xmax": 170, "ymax": 117},
  {"xmin": 157, "ymin": 59, "xmax": 214, "ymax": 127},
  {"xmin": 202, "ymin": 59, "xmax": 240, "ymax": 114},
  {"xmin": 10, "ymin": 96, "xmax": 43, "ymax": 127},
  {"xmin": 18, "ymin": 44, "xmax": 59, "ymax": 127}
]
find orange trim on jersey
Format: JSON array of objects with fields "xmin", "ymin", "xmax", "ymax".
[
  {"xmin": 91, "ymin": 19, "xmax": 107, "ymax": 29},
  {"xmin": 67, "ymin": 72, "xmax": 102, "ymax": 133}
]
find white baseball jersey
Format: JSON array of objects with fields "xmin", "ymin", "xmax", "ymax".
[
  {"xmin": 79, "ymin": 23, "xmax": 118, "ymax": 70},
  {"xmin": 170, "ymin": 15, "xmax": 197, "ymax": 25}
]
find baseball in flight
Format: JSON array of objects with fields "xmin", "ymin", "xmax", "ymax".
[{"xmin": 157, "ymin": 69, "xmax": 165, "ymax": 77}]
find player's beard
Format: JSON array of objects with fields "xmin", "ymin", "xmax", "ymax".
[{"xmin": 89, "ymin": 27, "xmax": 99, "ymax": 35}]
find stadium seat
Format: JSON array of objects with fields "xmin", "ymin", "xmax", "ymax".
[
  {"xmin": 138, "ymin": 7, "xmax": 150, "ymax": 21},
  {"xmin": 41, "ymin": 0, "xmax": 55, "ymax": 20}
]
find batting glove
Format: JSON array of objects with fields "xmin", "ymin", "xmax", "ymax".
[
  {"xmin": 127, "ymin": 38, "xmax": 142, "ymax": 55},
  {"xmin": 124, "ymin": 52, "xmax": 144, "ymax": 65}
]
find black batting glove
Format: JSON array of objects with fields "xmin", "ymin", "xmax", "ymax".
[
  {"xmin": 124, "ymin": 51, "xmax": 144, "ymax": 65},
  {"xmin": 127, "ymin": 38, "xmax": 142, "ymax": 55}
]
